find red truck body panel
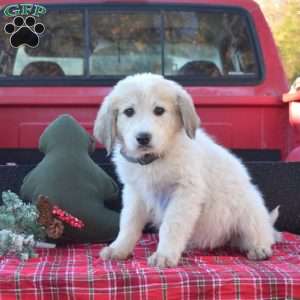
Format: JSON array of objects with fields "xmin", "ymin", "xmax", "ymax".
[{"xmin": 0, "ymin": 0, "xmax": 292, "ymax": 159}]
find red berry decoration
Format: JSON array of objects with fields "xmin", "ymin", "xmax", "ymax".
[
  {"xmin": 52, "ymin": 205, "xmax": 85, "ymax": 229},
  {"xmin": 37, "ymin": 195, "xmax": 85, "ymax": 240}
]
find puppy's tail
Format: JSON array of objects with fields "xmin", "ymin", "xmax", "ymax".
[
  {"xmin": 270, "ymin": 206, "xmax": 279, "ymax": 225},
  {"xmin": 270, "ymin": 206, "xmax": 282, "ymax": 242}
]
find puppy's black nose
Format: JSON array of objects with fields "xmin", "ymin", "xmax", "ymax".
[{"xmin": 136, "ymin": 132, "xmax": 151, "ymax": 146}]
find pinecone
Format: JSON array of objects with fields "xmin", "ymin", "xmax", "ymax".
[
  {"xmin": 46, "ymin": 219, "xmax": 64, "ymax": 239},
  {"xmin": 36, "ymin": 195, "xmax": 53, "ymax": 227}
]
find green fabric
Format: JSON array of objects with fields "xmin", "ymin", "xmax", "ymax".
[{"xmin": 20, "ymin": 114, "xmax": 120, "ymax": 243}]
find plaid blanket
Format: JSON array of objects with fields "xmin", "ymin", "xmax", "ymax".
[{"xmin": 0, "ymin": 233, "xmax": 300, "ymax": 300}]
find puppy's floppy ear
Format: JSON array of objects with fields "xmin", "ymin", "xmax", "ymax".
[
  {"xmin": 176, "ymin": 85, "xmax": 200, "ymax": 138},
  {"xmin": 93, "ymin": 95, "xmax": 118, "ymax": 155}
]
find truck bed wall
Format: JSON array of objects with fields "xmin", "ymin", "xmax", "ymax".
[{"xmin": 0, "ymin": 161, "xmax": 299, "ymax": 235}]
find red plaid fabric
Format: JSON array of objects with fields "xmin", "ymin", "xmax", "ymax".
[{"xmin": 1, "ymin": 233, "xmax": 300, "ymax": 300}]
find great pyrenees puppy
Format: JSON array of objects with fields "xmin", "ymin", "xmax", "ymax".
[{"xmin": 93, "ymin": 73, "xmax": 278, "ymax": 267}]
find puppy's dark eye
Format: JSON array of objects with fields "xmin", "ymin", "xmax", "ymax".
[
  {"xmin": 124, "ymin": 108, "xmax": 135, "ymax": 117},
  {"xmin": 154, "ymin": 106, "xmax": 165, "ymax": 116}
]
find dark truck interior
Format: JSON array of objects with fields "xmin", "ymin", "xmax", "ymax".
[{"xmin": 1, "ymin": 148, "xmax": 300, "ymax": 235}]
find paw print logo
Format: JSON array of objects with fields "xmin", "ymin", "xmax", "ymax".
[{"xmin": 4, "ymin": 16, "xmax": 45, "ymax": 48}]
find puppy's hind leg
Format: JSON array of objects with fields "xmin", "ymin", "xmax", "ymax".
[{"xmin": 238, "ymin": 189, "xmax": 275, "ymax": 260}]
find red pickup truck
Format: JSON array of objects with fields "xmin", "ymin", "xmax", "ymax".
[
  {"xmin": 1, "ymin": 0, "xmax": 298, "ymax": 163},
  {"xmin": 1, "ymin": 1, "xmax": 300, "ymax": 299}
]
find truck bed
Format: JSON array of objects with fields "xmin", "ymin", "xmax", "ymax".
[{"xmin": 0, "ymin": 233, "xmax": 300, "ymax": 299}]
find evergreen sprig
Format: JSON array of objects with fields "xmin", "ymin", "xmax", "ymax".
[{"xmin": 0, "ymin": 191, "xmax": 49, "ymax": 260}]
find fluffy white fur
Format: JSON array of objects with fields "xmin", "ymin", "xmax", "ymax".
[{"xmin": 93, "ymin": 73, "xmax": 278, "ymax": 268}]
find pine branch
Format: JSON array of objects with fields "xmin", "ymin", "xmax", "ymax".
[{"xmin": 0, "ymin": 191, "xmax": 55, "ymax": 260}]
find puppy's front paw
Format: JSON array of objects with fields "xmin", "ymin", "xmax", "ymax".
[
  {"xmin": 148, "ymin": 251, "xmax": 179, "ymax": 268},
  {"xmin": 100, "ymin": 246, "xmax": 130, "ymax": 261},
  {"xmin": 247, "ymin": 247, "xmax": 272, "ymax": 260}
]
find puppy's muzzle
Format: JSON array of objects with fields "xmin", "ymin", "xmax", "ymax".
[{"xmin": 120, "ymin": 148, "xmax": 159, "ymax": 165}]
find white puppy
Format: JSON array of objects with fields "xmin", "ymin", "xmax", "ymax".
[{"xmin": 94, "ymin": 73, "xmax": 278, "ymax": 268}]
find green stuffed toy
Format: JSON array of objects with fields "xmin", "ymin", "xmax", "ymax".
[{"xmin": 20, "ymin": 114, "xmax": 120, "ymax": 243}]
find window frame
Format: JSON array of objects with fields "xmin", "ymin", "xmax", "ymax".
[{"xmin": 0, "ymin": 3, "xmax": 265, "ymax": 87}]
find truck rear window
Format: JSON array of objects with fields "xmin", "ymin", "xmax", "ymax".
[{"xmin": 0, "ymin": 4, "xmax": 262, "ymax": 86}]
